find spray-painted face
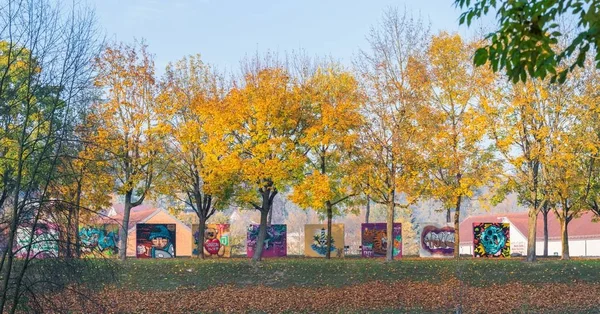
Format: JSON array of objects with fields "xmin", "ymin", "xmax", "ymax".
[{"xmin": 480, "ymin": 225, "xmax": 506, "ymax": 255}]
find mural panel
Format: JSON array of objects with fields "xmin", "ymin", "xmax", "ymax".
[
  {"xmin": 136, "ymin": 224, "xmax": 176, "ymax": 258},
  {"xmin": 473, "ymin": 223, "xmax": 510, "ymax": 258},
  {"xmin": 304, "ymin": 224, "xmax": 345, "ymax": 258},
  {"xmin": 79, "ymin": 224, "xmax": 119, "ymax": 257},
  {"xmin": 14, "ymin": 223, "xmax": 59, "ymax": 259},
  {"xmin": 361, "ymin": 223, "xmax": 402, "ymax": 258},
  {"xmin": 419, "ymin": 224, "xmax": 455, "ymax": 258},
  {"xmin": 192, "ymin": 224, "xmax": 231, "ymax": 258},
  {"xmin": 246, "ymin": 224, "xmax": 287, "ymax": 258}
]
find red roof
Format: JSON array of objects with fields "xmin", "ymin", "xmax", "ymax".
[
  {"xmin": 95, "ymin": 203, "xmax": 158, "ymax": 230},
  {"xmin": 459, "ymin": 211, "xmax": 600, "ymax": 244}
]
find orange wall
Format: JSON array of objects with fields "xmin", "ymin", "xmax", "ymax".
[{"xmin": 127, "ymin": 211, "xmax": 193, "ymax": 257}]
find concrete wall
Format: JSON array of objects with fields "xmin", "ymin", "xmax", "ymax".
[{"xmin": 127, "ymin": 210, "xmax": 193, "ymax": 257}]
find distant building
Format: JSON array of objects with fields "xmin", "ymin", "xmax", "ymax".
[
  {"xmin": 97, "ymin": 204, "xmax": 193, "ymax": 257},
  {"xmin": 459, "ymin": 211, "xmax": 600, "ymax": 257}
]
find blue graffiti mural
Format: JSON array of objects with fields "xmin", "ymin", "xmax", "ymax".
[
  {"xmin": 479, "ymin": 225, "xmax": 507, "ymax": 255},
  {"xmin": 79, "ymin": 226, "xmax": 119, "ymax": 257}
]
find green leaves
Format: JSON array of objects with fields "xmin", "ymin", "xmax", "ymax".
[{"xmin": 456, "ymin": 0, "xmax": 600, "ymax": 84}]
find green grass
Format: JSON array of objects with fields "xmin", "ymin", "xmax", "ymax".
[{"xmin": 104, "ymin": 257, "xmax": 600, "ymax": 291}]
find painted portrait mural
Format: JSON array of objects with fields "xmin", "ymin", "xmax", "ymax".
[
  {"xmin": 419, "ymin": 224, "xmax": 455, "ymax": 258},
  {"xmin": 192, "ymin": 224, "xmax": 231, "ymax": 258},
  {"xmin": 136, "ymin": 224, "xmax": 176, "ymax": 258},
  {"xmin": 14, "ymin": 223, "xmax": 59, "ymax": 259},
  {"xmin": 304, "ymin": 224, "xmax": 345, "ymax": 258},
  {"xmin": 361, "ymin": 223, "xmax": 402, "ymax": 258},
  {"xmin": 246, "ymin": 224, "xmax": 287, "ymax": 258},
  {"xmin": 79, "ymin": 224, "xmax": 119, "ymax": 257},
  {"xmin": 473, "ymin": 222, "xmax": 510, "ymax": 258}
]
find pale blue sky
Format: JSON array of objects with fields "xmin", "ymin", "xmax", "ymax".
[{"xmin": 91, "ymin": 0, "xmax": 488, "ymax": 75}]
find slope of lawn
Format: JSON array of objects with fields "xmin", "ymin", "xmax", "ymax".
[
  {"xmin": 29, "ymin": 257, "xmax": 600, "ymax": 313},
  {"xmin": 114, "ymin": 257, "xmax": 600, "ymax": 290}
]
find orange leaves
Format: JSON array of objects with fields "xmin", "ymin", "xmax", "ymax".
[
  {"xmin": 418, "ymin": 32, "xmax": 501, "ymax": 211},
  {"xmin": 228, "ymin": 66, "xmax": 308, "ymax": 203},
  {"xmin": 154, "ymin": 54, "xmax": 238, "ymax": 210},
  {"xmin": 290, "ymin": 172, "xmax": 334, "ymax": 210},
  {"xmin": 87, "ymin": 42, "xmax": 161, "ymax": 203},
  {"xmin": 292, "ymin": 65, "xmax": 364, "ymax": 212}
]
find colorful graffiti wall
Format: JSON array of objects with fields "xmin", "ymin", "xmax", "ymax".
[
  {"xmin": 193, "ymin": 224, "xmax": 231, "ymax": 258},
  {"xmin": 14, "ymin": 223, "xmax": 59, "ymax": 258},
  {"xmin": 79, "ymin": 224, "xmax": 119, "ymax": 257},
  {"xmin": 361, "ymin": 223, "xmax": 402, "ymax": 258},
  {"xmin": 304, "ymin": 224, "xmax": 345, "ymax": 258},
  {"xmin": 136, "ymin": 224, "xmax": 176, "ymax": 258},
  {"xmin": 247, "ymin": 224, "xmax": 287, "ymax": 258},
  {"xmin": 473, "ymin": 223, "xmax": 510, "ymax": 258},
  {"xmin": 420, "ymin": 224, "xmax": 455, "ymax": 258}
]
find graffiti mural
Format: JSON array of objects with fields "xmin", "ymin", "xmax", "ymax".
[
  {"xmin": 473, "ymin": 223, "xmax": 510, "ymax": 258},
  {"xmin": 247, "ymin": 224, "xmax": 287, "ymax": 258},
  {"xmin": 192, "ymin": 224, "xmax": 231, "ymax": 258},
  {"xmin": 304, "ymin": 224, "xmax": 345, "ymax": 258},
  {"xmin": 79, "ymin": 224, "xmax": 119, "ymax": 257},
  {"xmin": 14, "ymin": 223, "xmax": 59, "ymax": 259},
  {"xmin": 420, "ymin": 225, "xmax": 455, "ymax": 258},
  {"xmin": 136, "ymin": 224, "xmax": 176, "ymax": 258},
  {"xmin": 361, "ymin": 223, "xmax": 402, "ymax": 258}
]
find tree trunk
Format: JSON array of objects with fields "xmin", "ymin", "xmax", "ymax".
[
  {"xmin": 365, "ymin": 196, "xmax": 370, "ymax": 223},
  {"xmin": 526, "ymin": 208, "xmax": 538, "ymax": 262},
  {"xmin": 66, "ymin": 203, "xmax": 73, "ymax": 258},
  {"xmin": 252, "ymin": 209, "xmax": 269, "ymax": 262},
  {"xmin": 196, "ymin": 215, "xmax": 206, "ymax": 259},
  {"xmin": 74, "ymin": 185, "xmax": 82, "ymax": 258},
  {"xmin": 267, "ymin": 203, "xmax": 273, "ymax": 225},
  {"xmin": 543, "ymin": 209, "xmax": 549, "ymax": 257},
  {"xmin": 0, "ymin": 143, "xmax": 26, "ymax": 312},
  {"xmin": 326, "ymin": 201, "xmax": 333, "ymax": 259},
  {"xmin": 386, "ymin": 194, "xmax": 395, "ymax": 262},
  {"xmin": 118, "ymin": 191, "xmax": 133, "ymax": 261},
  {"xmin": 560, "ymin": 217, "xmax": 570, "ymax": 260},
  {"xmin": 453, "ymin": 195, "xmax": 462, "ymax": 259}
]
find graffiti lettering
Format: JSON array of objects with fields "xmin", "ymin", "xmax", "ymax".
[
  {"xmin": 420, "ymin": 225, "xmax": 455, "ymax": 257},
  {"xmin": 423, "ymin": 231, "xmax": 455, "ymax": 250},
  {"xmin": 79, "ymin": 226, "xmax": 119, "ymax": 257}
]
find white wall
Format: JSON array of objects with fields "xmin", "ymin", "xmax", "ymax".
[
  {"xmin": 534, "ymin": 239, "xmax": 600, "ymax": 257},
  {"xmin": 587, "ymin": 240, "xmax": 600, "ymax": 256},
  {"xmin": 459, "ymin": 244, "xmax": 472, "ymax": 256},
  {"xmin": 508, "ymin": 221, "xmax": 528, "ymax": 256}
]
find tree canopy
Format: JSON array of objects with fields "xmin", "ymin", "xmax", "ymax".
[{"xmin": 455, "ymin": 0, "xmax": 600, "ymax": 83}]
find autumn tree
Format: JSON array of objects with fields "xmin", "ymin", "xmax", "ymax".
[
  {"xmin": 49, "ymin": 108, "xmax": 113, "ymax": 258},
  {"xmin": 578, "ymin": 63, "xmax": 600, "ymax": 218},
  {"xmin": 484, "ymin": 77, "xmax": 557, "ymax": 262},
  {"xmin": 354, "ymin": 8, "xmax": 430, "ymax": 261},
  {"xmin": 0, "ymin": 0, "xmax": 102, "ymax": 311},
  {"xmin": 157, "ymin": 55, "xmax": 237, "ymax": 258},
  {"xmin": 89, "ymin": 42, "xmax": 161, "ymax": 261},
  {"xmin": 228, "ymin": 61, "xmax": 309, "ymax": 262},
  {"xmin": 544, "ymin": 120, "xmax": 589, "ymax": 260},
  {"xmin": 420, "ymin": 33, "xmax": 501, "ymax": 258},
  {"xmin": 544, "ymin": 61, "xmax": 600, "ymax": 259},
  {"xmin": 290, "ymin": 64, "xmax": 364, "ymax": 259}
]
